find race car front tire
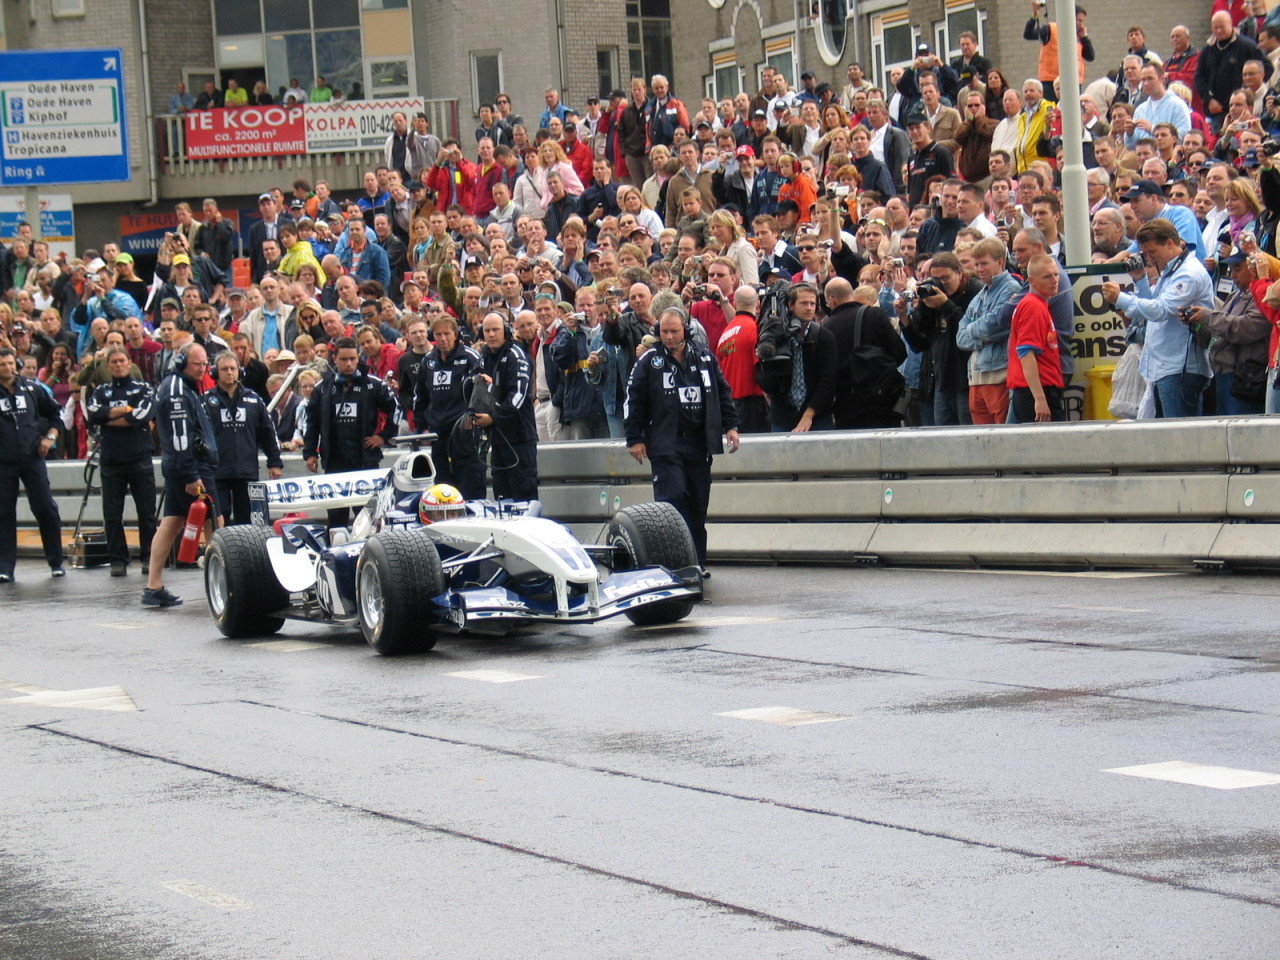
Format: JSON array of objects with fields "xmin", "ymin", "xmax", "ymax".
[
  {"xmin": 205, "ymin": 525, "xmax": 288, "ymax": 638},
  {"xmin": 356, "ymin": 529, "xmax": 445, "ymax": 655},
  {"xmin": 607, "ymin": 501, "xmax": 698, "ymax": 626}
]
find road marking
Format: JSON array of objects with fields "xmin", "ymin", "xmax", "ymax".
[
  {"xmin": 446, "ymin": 669, "xmax": 545, "ymax": 683},
  {"xmin": 4, "ymin": 685, "xmax": 137, "ymax": 712},
  {"xmin": 1053, "ymin": 604, "xmax": 1152, "ymax": 613},
  {"xmin": 717, "ymin": 706, "xmax": 850, "ymax": 727},
  {"xmin": 0, "ymin": 678, "xmax": 51, "ymax": 695},
  {"xmin": 1104, "ymin": 760, "xmax": 1280, "ymax": 790},
  {"xmin": 97, "ymin": 621, "xmax": 146, "ymax": 630},
  {"xmin": 915, "ymin": 568, "xmax": 1183, "ymax": 579},
  {"xmin": 159, "ymin": 880, "xmax": 250, "ymax": 911},
  {"xmin": 634, "ymin": 615, "xmax": 782, "ymax": 631},
  {"xmin": 245, "ymin": 639, "xmax": 326, "ymax": 652}
]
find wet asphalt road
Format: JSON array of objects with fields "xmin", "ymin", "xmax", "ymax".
[{"xmin": 2, "ymin": 559, "xmax": 1279, "ymax": 960}]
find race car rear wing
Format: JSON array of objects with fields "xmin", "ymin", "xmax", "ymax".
[{"xmin": 249, "ymin": 468, "xmax": 390, "ymax": 524}]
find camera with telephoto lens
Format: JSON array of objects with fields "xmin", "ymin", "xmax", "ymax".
[
  {"xmin": 754, "ymin": 280, "xmax": 798, "ymax": 374},
  {"xmin": 1119, "ymin": 252, "xmax": 1146, "ymax": 273},
  {"xmin": 1262, "ymin": 138, "xmax": 1280, "ymax": 158},
  {"xmin": 915, "ymin": 278, "xmax": 943, "ymax": 299}
]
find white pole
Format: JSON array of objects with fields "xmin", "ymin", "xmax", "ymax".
[{"xmin": 1055, "ymin": 0, "xmax": 1091, "ymax": 266}]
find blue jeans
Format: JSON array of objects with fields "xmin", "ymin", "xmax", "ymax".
[
  {"xmin": 605, "ymin": 411, "xmax": 626, "ymax": 439},
  {"xmin": 1153, "ymin": 372, "xmax": 1209, "ymax": 418},
  {"xmin": 933, "ymin": 389, "xmax": 972, "ymax": 426},
  {"xmin": 1215, "ymin": 371, "xmax": 1266, "ymax": 416}
]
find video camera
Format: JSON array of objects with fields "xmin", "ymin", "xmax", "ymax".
[{"xmin": 754, "ymin": 280, "xmax": 799, "ymax": 375}]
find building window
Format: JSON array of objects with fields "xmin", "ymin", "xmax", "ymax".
[
  {"xmin": 266, "ymin": 32, "xmax": 314, "ymax": 97},
  {"xmin": 713, "ymin": 61, "xmax": 740, "ymax": 100},
  {"xmin": 626, "ymin": 0, "xmax": 673, "ymax": 89},
  {"xmin": 936, "ymin": 3, "xmax": 985, "ymax": 62},
  {"xmin": 596, "ymin": 47, "xmax": 618, "ymax": 99},
  {"xmin": 214, "ymin": 0, "xmax": 261, "ymax": 34},
  {"xmin": 361, "ymin": 0, "xmax": 407, "ymax": 8},
  {"xmin": 764, "ymin": 38, "xmax": 795, "ymax": 89},
  {"xmin": 470, "ymin": 51, "xmax": 503, "ymax": 114},
  {"xmin": 264, "ymin": 0, "xmax": 310, "ymax": 32},
  {"xmin": 871, "ymin": 12, "xmax": 915, "ymax": 93},
  {"xmin": 315, "ymin": 28, "xmax": 363, "ymax": 96},
  {"xmin": 315, "ymin": 0, "xmax": 360, "ymax": 30},
  {"xmin": 815, "ymin": 0, "xmax": 848, "ymax": 66},
  {"xmin": 51, "ymin": 0, "xmax": 86, "ymax": 17}
]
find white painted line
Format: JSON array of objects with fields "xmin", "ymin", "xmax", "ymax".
[
  {"xmin": 97, "ymin": 621, "xmax": 146, "ymax": 630},
  {"xmin": 0, "ymin": 678, "xmax": 51, "ymax": 695},
  {"xmin": 634, "ymin": 615, "xmax": 783, "ymax": 631},
  {"xmin": 160, "ymin": 880, "xmax": 250, "ymax": 911},
  {"xmin": 1053, "ymin": 604, "xmax": 1151, "ymax": 613},
  {"xmin": 914, "ymin": 568, "xmax": 1183, "ymax": 579},
  {"xmin": 717, "ymin": 706, "xmax": 850, "ymax": 727},
  {"xmin": 5, "ymin": 685, "xmax": 137, "ymax": 712},
  {"xmin": 446, "ymin": 669, "xmax": 545, "ymax": 683},
  {"xmin": 1104, "ymin": 761, "xmax": 1280, "ymax": 790},
  {"xmin": 245, "ymin": 639, "xmax": 326, "ymax": 652}
]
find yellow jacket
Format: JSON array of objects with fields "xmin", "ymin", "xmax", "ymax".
[{"xmin": 1015, "ymin": 99, "xmax": 1054, "ymax": 174}]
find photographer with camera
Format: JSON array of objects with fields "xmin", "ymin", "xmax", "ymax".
[
  {"xmin": 549, "ymin": 306, "xmax": 607, "ymax": 440},
  {"xmin": 896, "ymin": 251, "xmax": 981, "ymax": 425},
  {"xmin": 1101, "ymin": 219, "xmax": 1215, "ymax": 418},
  {"xmin": 625, "ymin": 306, "xmax": 739, "ymax": 569},
  {"xmin": 412, "ymin": 314, "xmax": 486, "ymax": 499},
  {"xmin": 755, "ymin": 282, "xmax": 837, "ymax": 432},
  {"xmin": 687, "ymin": 257, "xmax": 738, "ymax": 348},
  {"xmin": 600, "ymin": 281, "xmax": 655, "ymax": 371}
]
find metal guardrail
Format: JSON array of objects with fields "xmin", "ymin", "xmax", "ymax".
[{"xmin": 20, "ymin": 418, "xmax": 1280, "ymax": 571}]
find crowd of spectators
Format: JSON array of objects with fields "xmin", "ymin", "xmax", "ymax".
[{"xmin": 6, "ymin": 1, "xmax": 1280, "ymax": 479}]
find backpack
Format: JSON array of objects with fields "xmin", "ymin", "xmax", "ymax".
[{"xmin": 845, "ymin": 306, "xmax": 906, "ymax": 408}]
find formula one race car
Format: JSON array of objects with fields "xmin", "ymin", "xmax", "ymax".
[{"xmin": 203, "ymin": 435, "xmax": 704, "ymax": 654}]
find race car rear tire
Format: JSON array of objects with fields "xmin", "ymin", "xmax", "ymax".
[
  {"xmin": 608, "ymin": 501, "xmax": 698, "ymax": 626},
  {"xmin": 356, "ymin": 529, "xmax": 445, "ymax": 655},
  {"xmin": 205, "ymin": 525, "xmax": 288, "ymax": 639}
]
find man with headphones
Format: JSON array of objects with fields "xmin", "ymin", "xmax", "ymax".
[
  {"xmin": 144, "ymin": 342, "xmax": 220, "ymax": 607},
  {"xmin": 625, "ymin": 305, "xmax": 739, "ymax": 570},
  {"xmin": 412, "ymin": 314, "xmax": 487, "ymax": 499},
  {"xmin": 473, "ymin": 311, "xmax": 538, "ymax": 501},
  {"xmin": 303, "ymin": 335, "xmax": 401, "ymax": 527},
  {"xmin": 755, "ymin": 281, "xmax": 839, "ymax": 432}
]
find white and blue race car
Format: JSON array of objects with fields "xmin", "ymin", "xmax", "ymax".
[{"xmin": 203, "ymin": 435, "xmax": 704, "ymax": 654}]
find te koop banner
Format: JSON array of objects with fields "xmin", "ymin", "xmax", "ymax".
[
  {"xmin": 1065, "ymin": 263, "xmax": 1138, "ymax": 420},
  {"xmin": 304, "ymin": 98, "xmax": 425, "ymax": 152},
  {"xmin": 184, "ymin": 105, "xmax": 306, "ymax": 158}
]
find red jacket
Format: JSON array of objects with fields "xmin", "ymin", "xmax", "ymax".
[
  {"xmin": 561, "ymin": 137, "xmax": 595, "ymax": 190},
  {"xmin": 471, "ymin": 162, "xmax": 505, "ymax": 220},
  {"xmin": 426, "ymin": 159, "xmax": 476, "ymax": 211}
]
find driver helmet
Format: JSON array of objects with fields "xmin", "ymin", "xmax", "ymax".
[{"xmin": 419, "ymin": 483, "xmax": 467, "ymax": 524}]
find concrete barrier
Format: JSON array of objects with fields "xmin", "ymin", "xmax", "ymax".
[{"xmin": 21, "ymin": 416, "xmax": 1280, "ymax": 570}]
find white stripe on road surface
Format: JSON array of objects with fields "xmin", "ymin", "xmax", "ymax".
[
  {"xmin": 4, "ymin": 685, "xmax": 138, "ymax": 712},
  {"xmin": 446, "ymin": 669, "xmax": 545, "ymax": 683},
  {"xmin": 717, "ymin": 706, "xmax": 850, "ymax": 727},
  {"xmin": 0, "ymin": 678, "xmax": 51, "ymax": 695},
  {"xmin": 916, "ymin": 569, "xmax": 1183, "ymax": 579},
  {"xmin": 97, "ymin": 622, "xmax": 146, "ymax": 630},
  {"xmin": 245, "ymin": 639, "xmax": 327, "ymax": 652},
  {"xmin": 1104, "ymin": 760, "xmax": 1280, "ymax": 790},
  {"xmin": 159, "ymin": 880, "xmax": 250, "ymax": 911},
  {"xmin": 1053, "ymin": 604, "xmax": 1152, "ymax": 613},
  {"xmin": 635, "ymin": 615, "xmax": 783, "ymax": 631}
]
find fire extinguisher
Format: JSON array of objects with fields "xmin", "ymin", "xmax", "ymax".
[{"xmin": 177, "ymin": 492, "xmax": 210, "ymax": 564}]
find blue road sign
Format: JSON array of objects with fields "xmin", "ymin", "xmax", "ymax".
[{"xmin": 0, "ymin": 48, "xmax": 129, "ymax": 186}]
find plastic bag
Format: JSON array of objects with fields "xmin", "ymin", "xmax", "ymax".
[{"xmin": 1108, "ymin": 342, "xmax": 1146, "ymax": 419}]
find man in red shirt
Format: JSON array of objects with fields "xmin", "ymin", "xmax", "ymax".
[
  {"xmin": 1008, "ymin": 254, "xmax": 1065, "ymax": 422},
  {"xmin": 716, "ymin": 285, "xmax": 768, "ymax": 433},
  {"xmin": 690, "ymin": 256, "xmax": 737, "ymax": 348}
]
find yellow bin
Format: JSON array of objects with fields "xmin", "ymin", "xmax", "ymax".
[{"xmin": 1084, "ymin": 364, "xmax": 1118, "ymax": 421}]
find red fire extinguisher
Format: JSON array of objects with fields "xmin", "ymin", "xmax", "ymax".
[{"xmin": 177, "ymin": 493, "xmax": 210, "ymax": 564}]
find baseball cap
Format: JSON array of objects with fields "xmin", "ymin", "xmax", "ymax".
[
  {"xmin": 258, "ymin": 192, "xmax": 273, "ymax": 202},
  {"xmin": 916, "ymin": 42, "xmax": 932, "ymax": 55},
  {"xmin": 463, "ymin": 255, "xmax": 484, "ymax": 268},
  {"xmin": 172, "ymin": 253, "xmax": 192, "ymax": 266},
  {"xmin": 629, "ymin": 227, "xmax": 649, "ymax": 239},
  {"xmin": 585, "ymin": 248, "xmax": 603, "ymax": 260},
  {"xmin": 1221, "ymin": 249, "xmax": 1251, "ymax": 266},
  {"xmin": 273, "ymin": 350, "xmax": 297, "ymax": 365},
  {"xmin": 227, "ymin": 288, "xmax": 247, "ymax": 299},
  {"xmin": 609, "ymin": 89, "xmax": 626, "ymax": 101},
  {"xmin": 1120, "ymin": 179, "xmax": 1164, "ymax": 200},
  {"xmin": 735, "ymin": 144, "xmax": 755, "ymax": 158},
  {"xmin": 696, "ymin": 119, "xmax": 712, "ymax": 129},
  {"xmin": 114, "ymin": 252, "xmax": 134, "ymax": 265},
  {"xmin": 587, "ymin": 95, "xmax": 600, "ymax": 104},
  {"xmin": 326, "ymin": 212, "xmax": 346, "ymax": 225},
  {"xmin": 751, "ymin": 108, "xmax": 768, "ymax": 119},
  {"xmin": 776, "ymin": 199, "xmax": 801, "ymax": 217},
  {"xmin": 801, "ymin": 71, "xmax": 816, "ymax": 81},
  {"xmin": 400, "ymin": 278, "xmax": 422, "ymax": 291},
  {"xmin": 772, "ymin": 101, "xmax": 788, "ymax": 111},
  {"xmin": 160, "ymin": 297, "xmax": 181, "ymax": 310},
  {"xmin": 85, "ymin": 258, "xmax": 105, "ymax": 273},
  {"xmin": 904, "ymin": 106, "xmax": 929, "ymax": 126}
]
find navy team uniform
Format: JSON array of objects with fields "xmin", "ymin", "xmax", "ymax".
[
  {"xmin": 480, "ymin": 339, "xmax": 538, "ymax": 501},
  {"xmin": 156, "ymin": 366, "xmax": 221, "ymax": 520},
  {"xmin": 302, "ymin": 367, "xmax": 400, "ymax": 526},
  {"xmin": 0, "ymin": 375, "xmax": 64, "ymax": 579},
  {"xmin": 624, "ymin": 336, "xmax": 738, "ymax": 565},
  {"xmin": 87, "ymin": 374, "xmax": 157, "ymax": 571},
  {"xmin": 205, "ymin": 383, "xmax": 283, "ymax": 525},
  {"xmin": 412, "ymin": 341, "xmax": 486, "ymax": 499}
]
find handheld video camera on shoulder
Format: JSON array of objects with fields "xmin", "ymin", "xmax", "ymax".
[{"xmin": 754, "ymin": 281, "xmax": 800, "ymax": 374}]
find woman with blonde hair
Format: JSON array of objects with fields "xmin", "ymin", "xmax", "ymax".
[
  {"xmin": 512, "ymin": 148, "xmax": 546, "ymax": 220},
  {"xmin": 537, "ymin": 140, "xmax": 584, "ymax": 208},
  {"xmin": 617, "ymin": 184, "xmax": 664, "ymax": 240},
  {"xmin": 1223, "ymin": 178, "xmax": 1263, "ymax": 246},
  {"xmin": 641, "ymin": 144, "xmax": 671, "ymax": 209},
  {"xmin": 706, "ymin": 209, "xmax": 758, "ymax": 284},
  {"xmin": 408, "ymin": 216, "xmax": 432, "ymax": 270}
]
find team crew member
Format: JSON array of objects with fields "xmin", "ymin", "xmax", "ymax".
[
  {"xmin": 1008, "ymin": 255, "xmax": 1067, "ymax": 422},
  {"xmin": 474, "ymin": 313, "xmax": 538, "ymax": 501},
  {"xmin": 412, "ymin": 315, "xmax": 486, "ymax": 499},
  {"xmin": 625, "ymin": 306, "xmax": 740, "ymax": 568},
  {"xmin": 206, "ymin": 352, "xmax": 284, "ymax": 525},
  {"xmin": 716, "ymin": 285, "xmax": 769, "ymax": 433},
  {"xmin": 144, "ymin": 343, "xmax": 221, "ymax": 608},
  {"xmin": 86, "ymin": 348, "xmax": 157, "ymax": 577},
  {"xmin": 303, "ymin": 336, "xmax": 402, "ymax": 527},
  {"xmin": 0, "ymin": 347, "xmax": 65, "ymax": 583},
  {"xmin": 395, "ymin": 317, "xmax": 431, "ymax": 428}
]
